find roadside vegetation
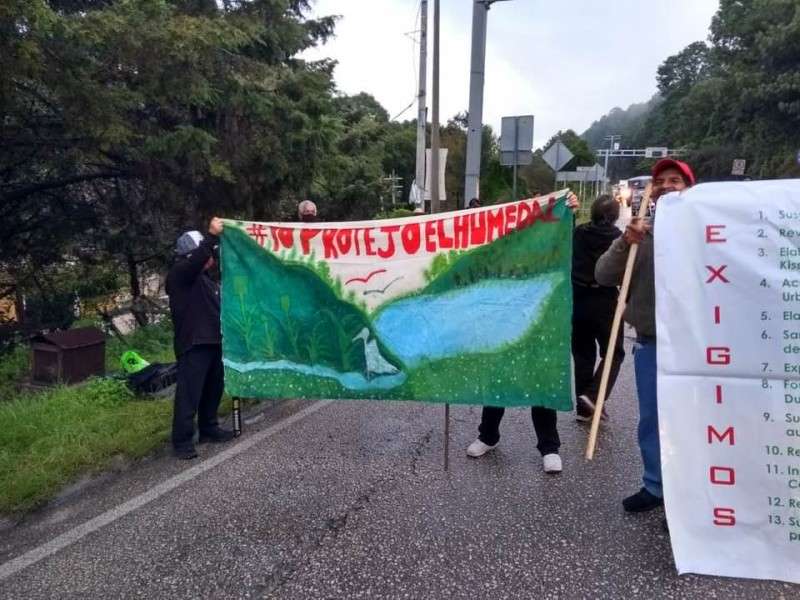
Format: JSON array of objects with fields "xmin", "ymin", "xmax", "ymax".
[{"xmin": 0, "ymin": 323, "xmax": 243, "ymax": 515}]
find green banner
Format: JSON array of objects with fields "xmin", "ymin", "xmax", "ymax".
[{"xmin": 221, "ymin": 193, "xmax": 573, "ymax": 409}]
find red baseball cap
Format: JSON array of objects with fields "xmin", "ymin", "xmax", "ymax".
[{"xmin": 652, "ymin": 158, "xmax": 695, "ymax": 186}]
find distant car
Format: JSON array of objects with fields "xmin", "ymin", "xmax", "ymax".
[{"xmin": 628, "ymin": 176, "xmax": 652, "ymax": 214}]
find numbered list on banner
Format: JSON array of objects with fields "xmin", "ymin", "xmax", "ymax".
[{"xmin": 656, "ymin": 181, "xmax": 800, "ymax": 584}]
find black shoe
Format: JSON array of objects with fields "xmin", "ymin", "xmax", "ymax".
[
  {"xmin": 575, "ymin": 405, "xmax": 592, "ymax": 422},
  {"xmin": 622, "ymin": 487, "xmax": 663, "ymax": 512},
  {"xmin": 576, "ymin": 395, "xmax": 610, "ymax": 423},
  {"xmin": 174, "ymin": 445, "xmax": 198, "ymax": 460},
  {"xmin": 199, "ymin": 428, "xmax": 235, "ymax": 444}
]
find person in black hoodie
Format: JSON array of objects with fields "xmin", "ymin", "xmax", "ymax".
[
  {"xmin": 166, "ymin": 217, "xmax": 233, "ymax": 460},
  {"xmin": 572, "ymin": 194, "xmax": 625, "ymax": 422}
]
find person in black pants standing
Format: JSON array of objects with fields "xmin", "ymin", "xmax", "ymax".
[
  {"xmin": 167, "ymin": 217, "xmax": 234, "ymax": 460},
  {"xmin": 572, "ymin": 194, "xmax": 625, "ymax": 422},
  {"xmin": 465, "ymin": 192, "xmax": 581, "ymax": 473},
  {"xmin": 467, "ymin": 406, "xmax": 563, "ymax": 472}
]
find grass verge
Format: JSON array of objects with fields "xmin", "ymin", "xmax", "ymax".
[
  {"xmin": 0, "ymin": 378, "xmax": 171, "ymax": 514},
  {"xmin": 0, "ymin": 322, "xmax": 244, "ymax": 515}
]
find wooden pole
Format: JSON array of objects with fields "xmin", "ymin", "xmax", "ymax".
[{"xmin": 586, "ymin": 183, "xmax": 653, "ymax": 459}]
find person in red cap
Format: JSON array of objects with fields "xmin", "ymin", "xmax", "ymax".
[{"xmin": 595, "ymin": 158, "xmax": 695, "ymax": 513}]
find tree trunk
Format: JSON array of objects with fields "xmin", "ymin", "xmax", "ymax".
[{"xmin": 126, "ymin": 252, "xmax": 148, "ymax": 327}]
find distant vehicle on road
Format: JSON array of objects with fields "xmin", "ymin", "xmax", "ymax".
[
  {"xmin": 628, "ymin": 175, "xmax": 652, "ymax": 215},
  {"xmin": 615, "ymin": 180, "xmax": 629, "ymax": 205}
]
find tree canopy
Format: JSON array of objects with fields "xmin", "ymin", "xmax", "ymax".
[
  {"xmin": 3, "ymin": 0, "xmax": 799, "ymax": 335},
  {"xmin": 583, "ymin": 0, "xmax": 800, "ymax": 181}
]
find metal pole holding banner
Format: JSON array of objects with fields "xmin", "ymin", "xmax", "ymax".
[{"xmin": 586, "ymin": 183, "xmax": 652, "ymax": 459}]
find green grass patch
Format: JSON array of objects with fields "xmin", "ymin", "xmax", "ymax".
[
  {"xmin": 0, "ymin": 320, "xmax": 250, "ymax": 514},
  {"xmin": 0, "ymin": 377, "xmax": 173, "ymax": 513}
]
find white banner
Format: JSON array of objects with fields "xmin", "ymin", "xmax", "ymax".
[{"xmin": 656, "ymin": 181, "xmax": 800, "ymax": 583}]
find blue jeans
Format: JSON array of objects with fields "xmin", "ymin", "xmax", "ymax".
[{"xmin": 634, "ymin": 340, "xmax": 661, "ymax": 498}]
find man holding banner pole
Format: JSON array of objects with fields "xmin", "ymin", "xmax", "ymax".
[
  {"xmin": 595, "ymin": 159, "xmax": 695, "ymax": 511},
  {"xmin": 167, "ymin": 217, "xmax": 235, "ymax": 460}
]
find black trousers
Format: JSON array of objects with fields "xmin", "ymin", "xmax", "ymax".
[
  {"xmin": 172, "ymin": 344, "xmax": 224, "ymax": 449},
  {"xmin": 571, "ymin": 286, "xmax": 625, "ymax": 403},
  {"xmin": 478, "ymin": 406, "xmax": 560, "ymax": 456}
]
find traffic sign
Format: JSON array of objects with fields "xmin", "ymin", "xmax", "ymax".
[
  {"xmin": 731, "ymin": 158, "xmax": 746, "ymax": 176},
  {"xmin": 645, "ymin": 147, "xmax": 668, "ymax": 158},
  {"xmin": 500, "ymin": 151, "xmax": 533, "ymax": 166},
  {"xmin": 542, "ymin": 141, "xmax": 573, "ymax": 172},
  {"xmin": 500, "ymin": 115, "xmax": 533, "ymax": 153}
]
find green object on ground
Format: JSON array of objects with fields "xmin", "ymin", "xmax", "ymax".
[{"xmin": 120, "ymin": 350, "xmax": 150, "ymax": 374}]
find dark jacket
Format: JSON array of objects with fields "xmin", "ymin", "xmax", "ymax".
[
  {"xmin": 572, "ymin": 222, "xmax": 622, "ymax": 287},
  {"xmin": 166, "ymin": 235, "xmax": 221, "ymax": 358}
]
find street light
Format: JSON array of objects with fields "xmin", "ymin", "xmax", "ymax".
[
  {"xmin": 603, "ymin": 134, "xmax": 621, "ymax": 190},
  {"xmin": 463, "ymin": 0, "xmax": 513, "ymax": 207}
]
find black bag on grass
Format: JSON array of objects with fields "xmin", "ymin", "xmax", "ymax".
[{"xmin": 126, "ymin": 363, "xmax": 178, "ymax": 398}]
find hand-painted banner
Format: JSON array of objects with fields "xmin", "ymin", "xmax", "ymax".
[
  {"xmin": 220, "ymin": 192, "xmax": 573, "ymax": 409},
  {"xmin": 656, "ymin": 181, "xmax": 800, "ymax": 584}
]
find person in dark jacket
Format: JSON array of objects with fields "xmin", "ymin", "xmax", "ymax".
[
  {"xmin": 166, "ymin": 217, "xmax": 233, "ymax": 460},
  {"xmin": 572, "ymin": 194, "xmax": 625, "ymax": 422}
]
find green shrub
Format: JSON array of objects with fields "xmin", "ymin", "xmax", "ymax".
[{"xmin": 0, "ymin": 345, "xmax": 30, "ymax": 402}]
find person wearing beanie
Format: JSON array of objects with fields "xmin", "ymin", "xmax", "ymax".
[
  {"xmin": 595, "ymin": 158, "xmax": 695, "ymax": 512},
  {"xmin": 166, "ymin": 217, "xmax": 233, "ymax": 460}
]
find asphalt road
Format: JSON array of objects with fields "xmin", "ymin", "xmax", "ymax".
[{"xmin": 0, "ymin": 336, "xmax": 797, "ymax": 599}]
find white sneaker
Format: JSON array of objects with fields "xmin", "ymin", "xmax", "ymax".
[
  {"xmin": 466, "ymin": 439, "xmax": 497, "ymax": 457},
  {"xmin": 542, "ymin": 453, "xmax": 563, "ymax": 473}
]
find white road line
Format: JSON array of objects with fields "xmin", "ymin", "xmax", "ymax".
[{"xmin": 0, "ymin": 400, "xmax": 333, "ymax": 582}]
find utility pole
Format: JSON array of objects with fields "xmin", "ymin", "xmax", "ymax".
[
  {"xmin": 430, "ymin": 0, "xmax": 441, "ymax": 214},
  {"xmin": 414, "ymin": 0, "xmax": 428, "ymax": 209},
  {"xmin": 463, "ymin": 0, "xmax": 511, "ymax": 207},
  {"xmin": 380, "ymin": 171, "xmax": 402, "ymax": 206},
  {"xmin": 603, "ymin": 134, "xmax": 621, "ymax": 191}
]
